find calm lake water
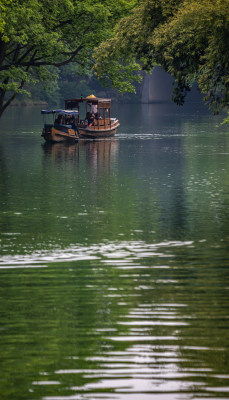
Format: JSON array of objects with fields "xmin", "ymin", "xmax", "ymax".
[{"xmin": 0, "ymin": 102, "xmax": 229, "ymax": 400}]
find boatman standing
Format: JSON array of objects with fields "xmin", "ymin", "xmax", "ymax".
[{"xmin": 90, "ymin": 103, "xmax": 97, "ymax": 114}]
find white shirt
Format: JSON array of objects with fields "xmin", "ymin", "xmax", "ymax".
[{"xmin": 90, "ymin": 104, "xmax": 98, "ymax": 114}]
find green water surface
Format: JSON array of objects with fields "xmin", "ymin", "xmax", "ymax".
[{"xmin": 0, "ymin": 103, "xmax": 229, "ymax": 400}]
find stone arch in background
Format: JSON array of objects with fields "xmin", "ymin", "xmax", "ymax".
[{"xmin": 141, "ymin": 67, "xmax": 201, "ymax": 103}]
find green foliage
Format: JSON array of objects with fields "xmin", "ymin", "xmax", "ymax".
[
  {"xmin": 151, "ymin": 0, "xmax": 229, "ymax": 112},
  {"xmin": 94, "ymin": 0, "xmax": 183, "ymax": 92},
  {"xmin": 0, "ymin": 0, "xmax": 137, "ymax": 116},
  {"xmin": 94, "ymin": 39, "xmax": 142, "ymax": 93},
  {"xmin": 0, "ymin": 0, "xmax": 12, "ymax": 38},
  {"xmin": 94, "ymin": 0, "xmax": 229, "ymax": 115}
]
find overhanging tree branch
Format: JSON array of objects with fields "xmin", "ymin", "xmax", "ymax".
[
  {"xmin": 0, "ymin": 48, "xmax": 37, "ymax": 116},
  {"xmin": 0, "ymin": 44, "xmax": 84, "ymax": 71},
  {"xmin": 0, "ymin": 0, "xmax": 135, "ymax": 118}
]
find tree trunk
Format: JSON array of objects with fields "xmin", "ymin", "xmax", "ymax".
[
  {"xmin": 0, "ymin": 77, "xmax": 9, "ymax": 118},
  {"xmin": 0, "ymin": 90, "xmax": 18, "ymax": 118},
  {"xmin": 0, "ymin": 77, "xmax": 26, "ymax": 118}
]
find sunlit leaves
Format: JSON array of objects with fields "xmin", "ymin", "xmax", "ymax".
[
  {"xmin": 94, "ymin": 0, "xmax": 229, "ymax": 114},
  {"xmin": 0, "ymin": 0, "xmax": 13, "ymax": 40},
  {"xmin": 94, "ymin": 0, "xmax": 183, "ymax": 92}
]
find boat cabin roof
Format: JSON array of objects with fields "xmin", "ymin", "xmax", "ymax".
[
  {"xmin": 65, "ymin": 97, "xmax": 111, "ymax": 110},
  {"xmin": 41, "ymin": 109, "xmax": 79, "ymax": 115}
]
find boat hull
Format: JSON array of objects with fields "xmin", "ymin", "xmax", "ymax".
[
  {"xmin": 42, "ymin": 121, "xmax": 120, "ymax": 142},
  {"xmin": 78, "ymin": 121, "xmax": 120, "ymax": 139},
  {"xmin": 41, "ymin": 126, "xmax": 78, "ymax": 143}
]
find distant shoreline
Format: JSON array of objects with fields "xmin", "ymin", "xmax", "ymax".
[{"xmin": 10, "ymin": 100, "xmax": 48, "ymax": 107}]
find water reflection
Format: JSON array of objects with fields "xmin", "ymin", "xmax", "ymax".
[
  {"xmin": 42, "ymin": 142, "xmax": 79, "ymax": 163},
  {"xmin": 42, "ymin": 140, "xmax": 119, "ymax": 172}
]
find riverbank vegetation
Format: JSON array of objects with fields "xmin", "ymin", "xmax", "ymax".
[{"xmin": 12, "ymin": 65, "xmax": 140, "ymax": 108}]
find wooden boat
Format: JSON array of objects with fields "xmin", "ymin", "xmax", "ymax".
[
  {"xmin": 65, "ymin": 96, "xmax": 120, "ymax": 139},
  {"xmin": 41, "ymin": 95, "xmax": 120, "ymax": 142},
  {"xmin": 41, "ymin": 109, "xmax": 79, "ymax": 143}
]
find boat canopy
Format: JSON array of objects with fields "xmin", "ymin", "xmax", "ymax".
[
  {"xmin": 65, "ymin": 97, "xmax": 111, "ymax": 110},
  {"xmin": 41, "ymin": 109, "xmax": 79, "ymax": 115}
]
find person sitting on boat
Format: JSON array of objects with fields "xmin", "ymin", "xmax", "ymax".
[
  {"xmin": 95, "ymin": 113, "xmax": 102, "ymax": 120},
  {"xmin": 86, "ymin": 111, "xmax": 91, "ymax": 122},
  {"xmin": 62, "ymin": 116, "xmax": 67, "ymax": 125},
  {"xmin": 65, "ymin": 115, "xmax": 73, "ymax": 125},
  {"xmin": 88, "ymin": 113, "xmax": 95, "ymax": 127},
  {"xmin": 54, "ymin": 114, "xmax": 62, "ymax": 125},
  {"xmin": 71, "ymin": 118, "xmax": 77, "ymax": 130},
  {"xmin": 86, "ymin": 112, "xmax": 94, "ymax": 126}
]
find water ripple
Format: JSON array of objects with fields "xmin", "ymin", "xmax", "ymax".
[{"xmin": 0, "ymin": 240, "xmax": 193, "ymax": 267}]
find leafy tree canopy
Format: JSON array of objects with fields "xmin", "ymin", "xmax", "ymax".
[
  {"xmin": 0, "ymin": 0, "xmax": 12, "ymax": 36},
  {"xmin": 94, "ymin": 0, "xmax": 229, "ymax": 113},
  {"xmin": 0, "ymin": 0, "xmax": 136, "ymax": 116}
]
